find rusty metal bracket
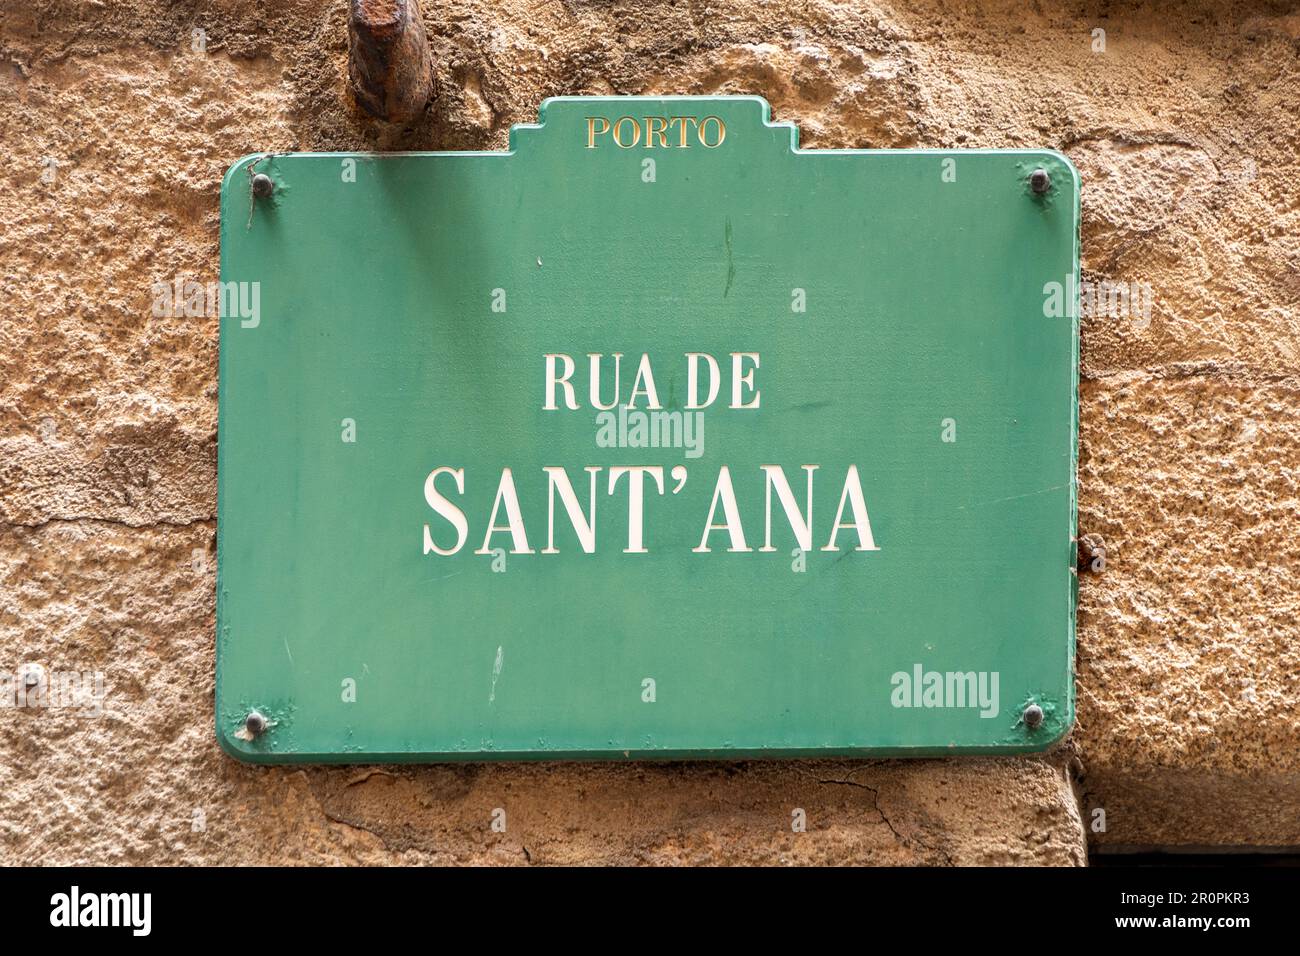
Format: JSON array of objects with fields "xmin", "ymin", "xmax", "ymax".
[{"xmin": 347, "ymin": 0, "xmax": 435, "ymax": 124}]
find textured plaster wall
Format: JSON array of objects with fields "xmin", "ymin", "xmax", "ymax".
[{"xmin": 0, "ymin": 0, "xmax": 1296, "ymax": 864}]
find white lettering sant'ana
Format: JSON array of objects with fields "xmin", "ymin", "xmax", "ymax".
[{"xmin": 422, "ymin": 464, "xmax": 878, "ymax": 557}]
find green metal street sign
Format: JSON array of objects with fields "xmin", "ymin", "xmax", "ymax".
[{"xmin": 216, "ymin": 96, "xmax": 1079, "ymax": 762}]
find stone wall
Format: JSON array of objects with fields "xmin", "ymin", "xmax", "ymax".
[{"xmin": 1, "ymin": 0, "xmax": 1296, "ymax": 864}]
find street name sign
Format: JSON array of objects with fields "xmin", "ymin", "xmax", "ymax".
[{"xmin": 216, "ymin": 96, "xmax": 1080, "ymax": 762}]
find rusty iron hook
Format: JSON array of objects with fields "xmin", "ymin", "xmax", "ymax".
[{"xmin": 347, "ymin": 0, "xmax": 435, "ymax": 124}]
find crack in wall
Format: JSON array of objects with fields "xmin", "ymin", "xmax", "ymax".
[{"xmin": 0, "ymin": 515, "xmax": 216, "ymax": 531}]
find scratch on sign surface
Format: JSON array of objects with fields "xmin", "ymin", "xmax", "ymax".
[
  {"xmin": 957, "ymin": 484, "xmax": 1068, "ymax": 510},
  {"xmin": 489, "ymin": 645, "xmax": 504, "ymax": 703}
]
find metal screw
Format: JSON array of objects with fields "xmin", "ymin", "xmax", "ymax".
[
  {"xmin": 1029, "ymin": 168, "xmax": 1051, "ymax": 194},
  {"xmin": 244, "ymin": 710, "xmax": 268, "ymax": 737},
  {"xmin": 1079, "ymin": 532, "xmax": 1106, "ymax": 573},
  {"xmin": 251, "ymin": 173, "xmax": 275, "ymax": 198},
  {"xmin": 1023, "ymin": 703, "xmax": 1044, "ymax": 729}
]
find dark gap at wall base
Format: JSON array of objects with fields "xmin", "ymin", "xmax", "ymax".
[{"xmin": 1091, "ymin": 848, "xmax": 1300, "ymax": 866}]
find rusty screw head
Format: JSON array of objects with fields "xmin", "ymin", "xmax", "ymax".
[
  {"xmin": 1029, "ymin": 168, "xmax": 1051, "ymax": 194},
  {"xmin": 1023, "ymin": 703, "xmax": 1044, "ymax": 729},
  {"xmin": 251, "ymin": 173, "xmax": 275, "ymax": 198},
  {"xmin": 1079, "ymin": 532, "xmax": 1107, "ymax": 573},
  {"xmin": 244, "ymin": 711, "xmax": 268, "ymax": 737}
]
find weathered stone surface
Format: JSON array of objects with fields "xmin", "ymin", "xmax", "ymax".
[
  {"xmin": 2, "ymin": 0, "xmax": 1297, "ymax": 862},
  {"xmin": 0, "ymin": 521, "xmax": 1085, "ymax": 865},
  {"xmin": 1077, "ymin": 372, "xmax": 1300, "ymax": 847}
]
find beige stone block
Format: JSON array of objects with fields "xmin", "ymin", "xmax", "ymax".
[{"xmin": 1076, "ymin": 372, "xmax": 1300, "ymax": 847}]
